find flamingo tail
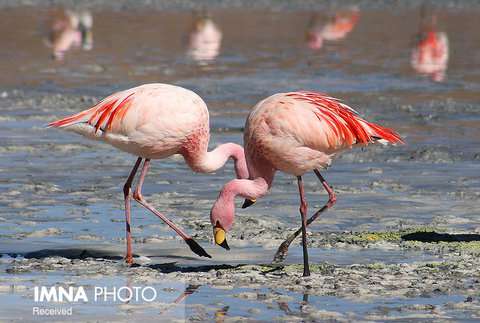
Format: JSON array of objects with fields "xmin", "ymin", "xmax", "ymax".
[
  {"xmin": 47, "ymin": 92, "xmax": 134, "ymax": 133},
  {"xmin": 366, "ymin": 121, "xmax": 405, "ymax": 145},
  {"xmin": 47, "ymin": 108, "xmax": 94, "ymax": 129}
]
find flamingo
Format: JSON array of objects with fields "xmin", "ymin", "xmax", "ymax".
[
  {"xmin": 45, "ymin": 9, "xmax": 93, "ymax": 60},
  {"xmin": 210, "ymin": 91, "xmax": 404, "ymax": 276},
  {"xmin": 48, "ymin": 83, "xmax": 249, "ymax": 263},
  {"xmin": 411, "ymin": 13, "xmax": 449, "ymax": 82},
  {"xmin": 306, "ymin": 8, "xmax": 360, "ymax": 50},
  {"xmin": 320, "ymin": 8, "xmax": 359, "ymax": 41},
  {"xmin": 187, "ymin": 14, "xmax": 222, "ymax": 64}
]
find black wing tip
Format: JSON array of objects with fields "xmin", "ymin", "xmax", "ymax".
[{"xmin": 185, "ymin": 238, "xmax": 212, "ymax": 258}]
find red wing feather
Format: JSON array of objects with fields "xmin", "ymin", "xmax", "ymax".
[
  {"xmin": 287, "ymin": 91, "xmax": 404, "ymax": 145},
  {"xmin": 48, "ymin": 92, "xmax": 136, "ymax": 134},
  {"xmin": 105, "ymin": 93, "xmax": 135, "ymax": 131}
]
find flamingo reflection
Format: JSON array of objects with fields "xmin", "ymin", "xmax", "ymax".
[
  {"xmin": 306, "ymin": 8, "xmax": 360, "ymax": 50},
  {"xmin": 45, "ymin": 9, "xmax": 93, "ymax": 60},
  {"xmin": 278, "ymin": 293, "xmax": 310, "ymax": 317},
  {"xmin": 214, "ymin": 306, "xmax": 229, "ymax": 323},
  {"xmin": 187, "ymin": 14, "xmax": 222, "ymax": 64},
  {"xmin": 411, "ymin": 12, "xmax": 449, "ymax": 82},
  {"xmin": 157, "ymin": 284, "xmax": 201, "ymax": 316}
]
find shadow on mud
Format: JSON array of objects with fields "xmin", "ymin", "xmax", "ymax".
[
  {"xmin": 8, "ymin": 248, "xmax": 246, "ymax": 273},
  {"xmin": 147, "ymin": 262, "xmax": 241, "ymax": 273},
  {"xmin": 21, "ymin": 248, "xmax": 125, "ymax": 260},
  {"xmin": 402, "ymin": 232, "xmax": 480, "ymax": 243}
]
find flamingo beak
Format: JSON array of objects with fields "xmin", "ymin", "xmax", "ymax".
[
  {"xmin": 214, "ymin": 226, "xmax": 230, "ymax": 250},
  {"xmin": 242, "ymin": 198, "xmax": 256, "ymax": 209}
]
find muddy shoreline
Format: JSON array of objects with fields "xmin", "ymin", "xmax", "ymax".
[{"xmin": 2, "ymin": 227, "xmax": 480, "ymax": 321}]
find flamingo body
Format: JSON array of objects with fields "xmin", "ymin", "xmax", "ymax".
[
  {"xmin": 244, "ymin": 92, "xmax": 402, "ymax": 177},
  {"xmin": 307, "ymin": 8, "xmax": 359, "ymax": 50},
  {"xmin": 320, "ymin": 10, "xmax": 359, "ymax": 41},
  {"xmin": 46, "ymin": 9, "xmax": 93, "ymax": 60},
  {"xmin": 187, "ymin": 17, "xmax": 222, "ymax": 63},
  {"xmin": 50, "ymin": 84, "xmax": 209, "ymax": 161},
  {"xmin": 411, "ymin": 31, "xmax": 449, "ymax": 82}
]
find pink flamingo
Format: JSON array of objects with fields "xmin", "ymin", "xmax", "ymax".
[
  {"xmin": 48, "ymin": 83, "xmax": 249, "ymax": 263},
  {"xmin": 187, "ymin": 14, "xmax": 222, "ymax": 64},
  {"xmin": 411, "ymin": 13, "xmax": 449, "ymax": 82},
  {"xmin": 210, "ymin": 91, "xmax": 404, "ymax": 276},
  {"xmin": 306, "ymin": 8, "xmax": 360, "ymax": 50},
  {"xmin": 45, "ymin": 9, "xmax": 93, "ymax": 60}
]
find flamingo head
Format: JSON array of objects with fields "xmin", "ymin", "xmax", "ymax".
[{"xmin": 210, "ymin": 194, "xmax": 235, "ymax": 251}]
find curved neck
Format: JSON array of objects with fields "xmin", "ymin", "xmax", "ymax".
[
  {"xmin": 182, "ymin": 142, "xmax": 249, "ymax": 179},
  {"xmin": 221, "ymin": 177, "xmax": 271, "ymax": 202},
  {"xmin": 211, "ymin": 176, "xmax": 272, "ymax": 231}
]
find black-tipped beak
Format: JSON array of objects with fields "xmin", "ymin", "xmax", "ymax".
[
  {"xmin": 242, "ymin": 198, "xmax": 256, "ymax": 209},
  {"xmin": 214, "ymin": 226, "xmax": 230, "ymax": 250},
  {"xmin": 218, "ymin": 238, "xmax": 230, "ymax": 250}
]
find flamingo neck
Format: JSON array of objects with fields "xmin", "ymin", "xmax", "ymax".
[
  {"xmin": 212, "ymin": 177, "xmax": 271, "ymax": 231},
  {"xmin": 221, "ymin": 177, "xmax": 271, "ymax": 201},
  {"xmin": 183, "ymin": 142, "xmax": 249, "ymax": 179}
]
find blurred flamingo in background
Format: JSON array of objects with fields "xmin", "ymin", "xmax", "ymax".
[
  {"xmin": 210, "ymin": 91, "xmax": 403, "ymax": 276},
  {"xmin": 411, "ymin": 10, "xmax": 449, "ymax": 82},
  {"xmin": 45, "ymin": 9, "xmax": 93, "ymax": 60},
  {"xmin": 187, "ymin": 13, "xmax": 222, "ymax": 64},
  {"xmin": 48, "ymin": 83, "xmax": 249, "ymax": 263},
  {"xmin": 306, "ymin": 7, "xmax": 360, "ymax": 50}
]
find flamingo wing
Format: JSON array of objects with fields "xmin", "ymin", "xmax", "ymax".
[{"xmin": 287, "ymin": 91, "xmax": 404, "ymax": 147}]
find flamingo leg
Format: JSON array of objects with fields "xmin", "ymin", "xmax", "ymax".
[
  {"xmin": 297, "ymin": 175, "xmax": 311, "ymax": 277},
  {"xmin": 132, "ymin": 159, "xmax": 211, "ymax": 258},
  {"xmin": 122, "ymin": 157, "xmax": 143, "ymax": 265},
  {"xmin": 273, "ymin": 169, "xmax": 336, "ymax": 264}
]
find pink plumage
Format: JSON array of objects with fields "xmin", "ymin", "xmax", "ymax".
[
  {"xmin": 287, "ymin": 91, "xmax": 403, "ymax": 147},
  {"xmin": 210, "ymin": 91, "xmax": 404, "ymax": 276},
  {"xmin": 49, "ymin": 83, "xmax": 249, "ymax": 263},
  {"xmin": 410, "ymin": 12, "xmax": 449, "ymax": 82},
  {"xmin": 242, "ymin": 91, "xmax": 403, "ymax": 178},
  {"xmin": 411, "ymin": 30, "xmax": 449, "ymax": 82}
]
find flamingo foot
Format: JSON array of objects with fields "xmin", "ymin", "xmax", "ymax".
[
  {"xmin": 125, "ymin": 255, "xmax": 134, "ymax": 265},
  {"xmin": 185, "ymin": 238, "xmax": 212, "ymax": 258}
]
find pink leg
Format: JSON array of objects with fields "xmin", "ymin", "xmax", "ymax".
[
  {"xmin": 297, "ymin": 176, "xmax": 310, "ymax": 277},
  {"xmin": 132, "ymin": 159, "xmax": 211, "ymax": 258},
  {"xmin": 273, "ymin": 169, "xmax": 336, "ymax": 263},
  {"xmin": 123, "ymin": 157, "xmax": 143, "ymax": 265}
]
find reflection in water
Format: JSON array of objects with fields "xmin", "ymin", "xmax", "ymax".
[
  {"xmin": 214, "ymin": 305, "xmax": 229, "ymax": 323},
  {"xmin": 158, "ymin": 284, "xmax": 201, "ymax": 316},
  {"xmin": 45, "ymin": 9, "xmax": 93, "ymax": 60},
  {"xmin": 278, "ymin": 292, "xmax": 310, "ymax": 317},
  {"xmin": 411, "ymin": 10, "xmax": 449, "ymax": 82},
  {"xmin": 187, "ymin": 13, "xmax": 222, "ymax": 64},
  {"xmin": 306, "ymin": 7, "xmax": 360, "ymax": 50},
  {"xmin": 172, "ymin": 284, "xmax": 200, "ymax": 304}
]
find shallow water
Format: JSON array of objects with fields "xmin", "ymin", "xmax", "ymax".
[{"xmin": 0, "ymin": 4, "xmax": 479, "ymax": 321}]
